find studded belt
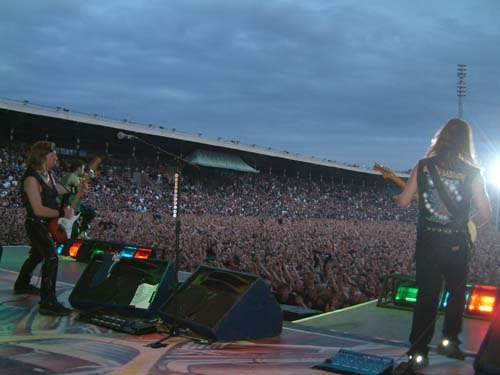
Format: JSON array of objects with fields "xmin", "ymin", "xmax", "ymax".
[
  {"xmin": 424, "ymin": 226, "xmax": 460, "ymax": 235},
  {"xmin": 27, "ymin": 217, "xmax": 48, "ymax": 224}
]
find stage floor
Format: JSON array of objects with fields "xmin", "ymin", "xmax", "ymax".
[{"xmin": 0, "ymin": 246, "xmax": 491, "ymax": 374}]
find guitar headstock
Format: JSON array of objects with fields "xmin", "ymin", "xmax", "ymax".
[
  {"xmin": 373, "ymin": 163, "xmax": 397, "ymax": 180},
  {"xmin": 88, "ymin": 157, "xmax": 102, "ymax": 170},
  {"xmin": 373, "ymin": 162, "xmax": 417, "ymax": 199},
  {"xmin": 85, "ymin": 157, "xmax": 103, "ymax": 180}
]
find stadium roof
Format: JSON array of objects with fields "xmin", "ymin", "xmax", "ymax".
[{"xmin": 0, "ymin": 97, "xmax": 410, "ymax": 180}]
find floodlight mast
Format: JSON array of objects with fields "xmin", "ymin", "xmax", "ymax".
[{"xmin": 457, "ymin": 64, "xmax": 467, "ymax": 119}]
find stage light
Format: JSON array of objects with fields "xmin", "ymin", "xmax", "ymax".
[
  {"xmin": 89, "ymin": 248, "xmax": 105, "ymax": 261},
  {"xmin": 68, "ymin": 240, "xmax": 84, "ymax": 258},
  {"xmin": 119, "ymin": 245, "xmax": 137, "ymax": 258},
  {"xmin": 379, "ymin": 274, "xmax": 498, "ymax": 319},
  {"xmin": 117, "ymin": 246, "xmax": 153, "ymax": 259},
  {"xmin": 56, "ymin": 243, "xmax": 65, "ymax": 255},
  {"xmin": 377, "ymin": 274, "xmax": 419, "ymax": 309},
  {"xmin": 394, "ymin": 283, "xmax": 419, "ymax": 305},
  {"xmin": 489, "ymin": 158, "xmax": 500, "ymax": 232},
  {"xmin": 440, "ymin": 283, "xmax": 474, "ymax": 309},
  {"xmin": 489, "ymin": 159, "xmax": 500, "ymax": 187},
  {"xmin": 134, "ymin": 247, "xmax": 153, "ymax": 259},
  {"xmin": 466, "ymin": 285, "xmax": 498, "ymax": 316}
]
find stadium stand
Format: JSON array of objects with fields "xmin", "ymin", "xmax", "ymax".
[{"xmin": 1, "ymin": 100, "xmax": 499, "ymax": 313}]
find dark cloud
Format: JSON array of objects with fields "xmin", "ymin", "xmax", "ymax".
[{"xmin": 1, "ymin": 0, "xmax": 499, "ymax": 171}]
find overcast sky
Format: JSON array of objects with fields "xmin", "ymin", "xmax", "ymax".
[{"xmin": 1, "ymin": 0, "xmax": 500, "ymax": 172}]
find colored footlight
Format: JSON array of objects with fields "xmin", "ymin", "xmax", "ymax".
[
  {"xmin": 68, "ymin": 239, "xmax": 84, "ymax": 258},
  {"xmin": 377, "ymin": 274, "xmax": 419, "ymax": 309},
  {"xmin": 394, "ymin": 283, "xmax": 419, "ymax": 305},
  {"xmin": 119, "ymin": 246, "xmax": 137, "ymax": 258},
  {"xmin": 56, "ymin": 243, "xmax": 65, "ymax": 255},
  {"xmin": 134, "ymin": 247, "xmax": 152, "ymax": 259},
  {"xmin": 378, "ymin": 275, "xmax": 498, "ymax": 320},
  {"xmin": 118, "ymin": 246, "xmax": 153, "ymax": 259},
  {"xmin": 90, "ymin": 248, "xmax": 105, "ymax": 261},
  {"xmin": 466, "ymin": 285, "xmax": 498, "ymax": 316}
]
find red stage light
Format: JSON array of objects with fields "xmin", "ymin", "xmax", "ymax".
[
  {"xmin": 134, "ymin": 248, "xmax": 152, "ymax": 259},
  {"xmin": 467, "ymin": 285, "xmax": 498, "ymax": 316},
  {"xmin": 68, "ymin": 240, "xmax": 84, "ymax": 258}
]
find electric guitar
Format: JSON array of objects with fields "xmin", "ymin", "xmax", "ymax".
[
  {"xmin": 373, "ymin": 162, "xmax": 477, "ymax": 243},
  {"xmin": 49, "ymin": 156, "xmax": 102, "ymax": 243}
]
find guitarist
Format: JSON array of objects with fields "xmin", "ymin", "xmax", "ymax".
[
  {"xmin": 394, "ymin": 119, "xmax": 492, "ymax": 373},
  {"xmin": 14, "ymin": 141, "xmax": 73, "ymax": 316},
  {"xmin": 62, "ymin": 159, "xmax": 95, "ymax": 240}
]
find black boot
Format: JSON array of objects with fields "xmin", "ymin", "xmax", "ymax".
[
  {"xmin": 38, "ymin": 256, "xmax": 71, "ymax": 316},
  {"xmin": 14, "ymin": 253, "xmax": 42, "ymax": 295},
  {"xmin": 39, "ymin": 300, "xmax": 72, "ymax": 316},
  {"xmin": 14, "ymin": 284, "xmax": 40, "ymax": 295},
  {"xmin": 437, "ymin": 337, "xmax": 466, "ymax": 360}
]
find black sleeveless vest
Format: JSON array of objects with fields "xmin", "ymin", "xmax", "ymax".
[
  {"xmin": 416, "ymin": 156, "xmax": 478, "ymax": 235},
  {"xmin": 20, "ymin": 168, "xmax": 59, "ymax": 219}
]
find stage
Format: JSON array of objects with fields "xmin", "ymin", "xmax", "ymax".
[{"xmin": 0, "ymin": 245, "xmax": 491, "ymax": 374}]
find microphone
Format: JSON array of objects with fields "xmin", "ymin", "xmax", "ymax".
[
  {"xmin": 117, "ymin": 131, "xmax": 137, "ymax": 140},
  {"xmin": 106, "ymin": 253, "xmax": 122, "ymax": 279},
  {"xmin": 89, "ymin": 253, "xmax": 121, "ymax": 287}
]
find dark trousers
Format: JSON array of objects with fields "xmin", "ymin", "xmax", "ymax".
[
  {"xmin": 80, "ymin": 204, "xmax": 96, "ymax": 231},
  {"xmin": 15, "ymin": 219, "xmax": 59, "ymax": 304},
  {"xmin": 409, "ymin": 232, "xmax": 469, "ymax": 355},
  {"xmin": 70, "ymin": 204, "xmax": 96, "ymax": 239}
]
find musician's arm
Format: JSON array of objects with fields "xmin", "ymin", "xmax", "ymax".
[
  {"xmin": 471, "ymin": 171, "xmax": 492, "ymax": 228},
  {"xmin": 55, "ymin": 182, "xmax": 71, "ymax": 195},
  {"xmin": 395, "ymin": 165, "xmax": 418, "ymax": 208},
  {"xmin": 59, "ymin": 173, "xmax": 86, "ymax": 196}
]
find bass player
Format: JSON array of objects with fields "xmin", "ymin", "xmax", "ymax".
[
  {"xmin": 14, "ymin": 141, "xmax": 75, "ymax": 315},
  {"xmin": 394, "ymin": 118, "xmax": 491, "ymax": 373}
]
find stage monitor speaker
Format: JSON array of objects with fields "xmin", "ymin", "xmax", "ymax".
[
  {"xmin": 158, "ymin": 265, "xmax": 283, "ymax": 342},
  {"xmin": 69, "ymin": 252, "xmax": 176, "ymax": 318},
  {"xmin": 474, "ymin": 309, "xmax": 500, "ymax": 374}
]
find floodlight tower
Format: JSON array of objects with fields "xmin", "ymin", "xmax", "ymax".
[{"xmin": 457, "ymin": 64, "xmax": 467, "ymax": 119}]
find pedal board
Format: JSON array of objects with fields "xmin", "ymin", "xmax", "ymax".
[
  {"xmin": 77, "ymin": 312, "xmax": 157, "ymax": 335},
  {"xmin": 314, "ymin": 349, "xmax": 394, "ymax": 375}
]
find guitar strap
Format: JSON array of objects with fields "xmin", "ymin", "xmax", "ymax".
[
  {"xmin": 426, "ymin": 161, "xmax": 460, "ymax": 217},
  {"xmin": 426, "ymin": 160, "xmax": 472, "ymax": 246}
]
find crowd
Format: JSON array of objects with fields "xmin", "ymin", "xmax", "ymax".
[{"xmin": 1, "ymin": 142, "xmax": 499, "ymax": 312}]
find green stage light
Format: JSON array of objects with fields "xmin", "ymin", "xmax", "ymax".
[{"xmin": 394, "ymin": 283, "xmax": 418, "ymax": 305}]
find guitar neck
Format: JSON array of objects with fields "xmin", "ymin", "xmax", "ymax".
[
  {"xmin": 69, "ymin": 173, "xmax": 92, "ymax": 210},
  {"xmin": 373, "ymin": 163, "xmax": 419, "ymax": 201},
  {"xmin": 68, "ymin": 156, "xmax": 102, "ymax": 210},
  {"xmin": 70, "ymin": 191, "xmax": 84, "ymax": 210},
  {"xmin": 389, "ymin": 176, "xmax": 407, "ymax": 190}
]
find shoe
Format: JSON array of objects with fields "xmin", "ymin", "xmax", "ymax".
[
  {"xmin": 14, "ymin": 284, "xmax": 40, "ymax": 295},
  {"xmin": 39, "ymin": 301, "xmax": 72, "ymax": 316},
  {"xmin": 437, "ymin": 338, "xmax": 466, "ymax": 360},
  {"xmin": 394, "ymin": 353, "xmax": 429, "ymax": 374}
]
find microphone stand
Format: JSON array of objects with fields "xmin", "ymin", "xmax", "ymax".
[
  {"xmin": 119, "ymin": 134, "xmax": 197, "ymax": 346},
  {"xmin": 168, "ymin": 161, "xmax": 183, "ymax": 338}
]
